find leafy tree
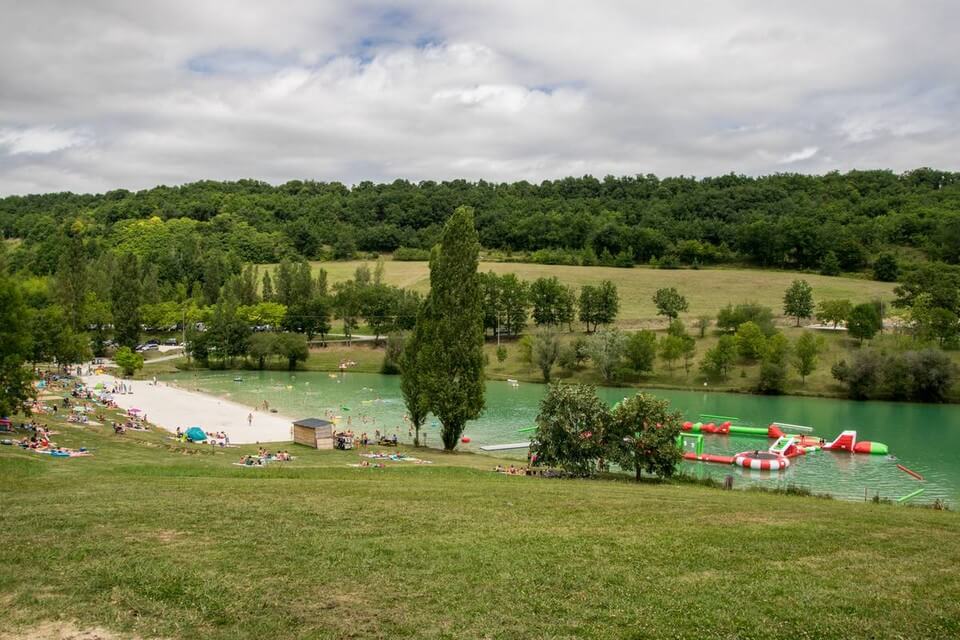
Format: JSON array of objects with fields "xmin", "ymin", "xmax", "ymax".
[
  {"xmin": 416, "ymin": 206, "xmax": 486, "ymax": 451},
  {"xmin": 186, "ymin": 328, "xmax": 210, "ymax": 366},
  {"xmin": 793, "ymin": 332, "xmax": 823, "ymax": 383},
  {"xmin": 907, "ymin": 349, "xmax": 955, "ymax": 402},
  {"xmin": 85, "ymin": 293, "xmax": 112, "ymax": 357},
  {"xmin": 652, "ymin": 287, "xmax": 688, "ymax": 319},
  {"xmin": 207, "ymin": 295, "xmax": 251, "ymax": 364},
  {"xmin": 893, "ymin": 262, "xmax": 960, "ymax": 314},
  {"xmin": 275, "ymin": 332, "xmax": 309, "ymax": 370},
  {"xmin": 354, "ymin": 264, "xmax": 372, "ymax": 287},
  {"xmin": 755, "ymin": 360, "xmax": 788, "ymax": 394},
  {"xmin": 240, "ymin": 301, "xmax": 287, "ymax": 328},
  {"xmin": 680, "ymin": 336, "xmax": 696, "ymax": 375},
  {"xmin": 783, "ymin": 279, "xmax": 814, "ymax": 326},
  {"xmin": 530, "ymin": 276, "xmax": 566, "ymax": 326},
  {"xmin": 847, "ymin": 303, "xmax": 882, "ymax": 344},
  {"xmin": 658, "ymin": 334, "xmax": 686, "ymax": 372},
  {"xmin": 764, "ymin": 332, "xmax": 791, "ymax": 366},
  {"xmin": 400, "ymin": 325, "xmax": 430, "ymax": 446},
  {"xmin": 609, "ymin": 393, "xmax": 683, "ymax": 480},
  {"xmin": 578, "ymin": 285, "xmax": 599, "ymax": 332},
  {"xmin": 381, "ymin": 333, "xmax": 405, "ymax": 374},
  {"xmin": 0, "ymin": 273, "xmax": 35, "ymax": 416},
  {"xmin": 111, "ymin": 252, "xmax": 142, "ymax": 349},
  {"xmin": 56, "ymin": 224, "xmax": 88, "ymax": 332},
  {"xmin": 332, "ymin": 281, "xmax": 361, "ymax": 344},
  {"xmin": 666, "ymin": 318, "xmax": 688, "ymax": 338},
  {"xmin": 497, "ymin": 274, "xmax": 530, "ymax": 336},
  {"xmin": 333, "ymin": 232, "xmax": 357, "ymax": 260},
  {"xmin": 558, "ymin": 285, "xmax": 577, "ymax": 331},
  {"xmin": 359, "ymin": 283, "xmax": 402, "ymax": 344},
  {"xmin": 531, "ymin": 328, "xmax": 561, "ymax": 382},
  {"xmin": 530, "ymin": 383, "xmax": 609, "ymax": 477},
  {"xmin": 695, "ymin": 314, "xmax": 712, "ymax": 338},
  {"xmin": 624, "ymin": 330, "xmax": 657, "ymax": 374},
  {"xmin": 587, "ymin": 328, "xmax": 625, "ymax": 382},
  {"xmin": 819, "ymin": 251, "xmax": 841, "ymax": 276},
  {"xmin": 716, "ymin": 302, "xmax": 776, "ymax": 335},
  {"xmin": 832, "ymin": 351, "xmax": 882, "ymax": 399},
  {"xmin": 734, "ymin": 321, "xmax": 767, "ymax": 361},
  {"xmin": 873, "ymin": 253, "xmax": 899, "ymax": 282},
  {"xmin": 261, "ymin": 270, "xmax": 275, "ymax": 302},
  {"xmin": 496, "ymin": 345, "xmax": 508, "ymax": 365},
  {"xmin": 114, "ymin": 346, "xmax": 144, "ymax": 377},
  {"xmin": 816, "ymin": 299, "xmax": 852, "ymax": 328},
  {"xmin": 579, "ymin": 280, "xmax": 619, "ymax": 332},
  {"xmin": 700, "ymin": 335, "xmax": 737, "ymax": 380},
  {"xmin": 247, "ymin": 332, "xmax": 277, "ymax": 369},
  {"xmin": 479, "ymin": 272, "xmax": 530, "ymax": 337}
]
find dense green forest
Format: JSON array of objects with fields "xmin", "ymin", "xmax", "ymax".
[{"xmin": 4, "ymin": 169, "xmax": 960, "ymax": 280}]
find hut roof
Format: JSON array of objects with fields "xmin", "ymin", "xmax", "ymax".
[{"xmin": 293, "ymin": 418, "xmax": 334, "ymax": 429}]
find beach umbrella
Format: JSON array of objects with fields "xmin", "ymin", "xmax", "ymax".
[
  {"xmin": 129, "ymin": 408, "xmax": 142, "ymax": 414},
  {"xmin": 186, "ymin": 426, "xmax": 207, "ymax": 441}
]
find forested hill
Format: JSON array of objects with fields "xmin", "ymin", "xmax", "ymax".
[{"xmin": 3, "ymin": 169, "xmax": 960, "ymax": 276}]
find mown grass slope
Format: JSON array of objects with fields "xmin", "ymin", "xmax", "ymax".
[
  {"xmin": 2, "ymin": 409, "xmax": 958, "ymax": 639},
  {"xmin": 299, "ymin": 259, "xmax": 896, "ymax": 329}
]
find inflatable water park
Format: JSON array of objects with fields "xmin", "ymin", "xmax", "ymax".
[
  {"xmin": 678, "ymin": 413, "xmax": 891, "ymax": 472},
  {"xmin": 482, "ymin": 412, "xmax": 928, "ymax": 503}
]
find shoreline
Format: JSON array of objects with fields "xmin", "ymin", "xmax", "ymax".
[
  {"xmin": 81, "ymin": 373, "xmax": 297, "ymax": 444},
  {"xmin": 157, "ymin": 359, "xmax": 960, "ymax": 406}
]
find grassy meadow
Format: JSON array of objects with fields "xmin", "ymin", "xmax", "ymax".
[
  {"xmin": 2, "ymin": 401, "xmax": 959, "ymax": 639},
  {"xmin": 263, "ymin": 259, "xmax": 897, "ymax": 330}
]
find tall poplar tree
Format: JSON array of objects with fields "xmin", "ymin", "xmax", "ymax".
[
  {"xmin": 112, "ymin": 252, "xmax": 142, "ymax": 349},
  {"xmin": 56, "ymin": 223, "xmax": 88, "ymax": 332},
  {"xmin": 417, "ymin": 206, "xmax": 485, "ymax": 450},
  {"xmin": 400, "ymin": 325, "xmax": 429, "ymax": 447}
]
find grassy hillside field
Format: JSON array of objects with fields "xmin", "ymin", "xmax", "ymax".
[
  {"xmin": 272, "ymin": 260, "xmax": 897, "ymax": 330},
  {"xmin": 2, "ymin": 404, "xmax": 959, "ymax": 639}
]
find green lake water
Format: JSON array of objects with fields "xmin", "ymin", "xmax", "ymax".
[{"xmin": 164, "ymin": 370, "xmax": 960, "ymax": 505}]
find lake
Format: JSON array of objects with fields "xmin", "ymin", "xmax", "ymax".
[{"xmin": 163, "ymin": 370, "xmax": 960, "ymax": 505}]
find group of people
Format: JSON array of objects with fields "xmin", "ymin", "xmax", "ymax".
[
  {"xmin": 494, "ymin": 464, "xmax": 530, "ymax": 476},
  {"xmin": 237, "ymin": 448, "xmax": 293, "ymax": 466},
  {"xmin": 15, "ymin": 424, "xmax": 54, "ymax": 449}
]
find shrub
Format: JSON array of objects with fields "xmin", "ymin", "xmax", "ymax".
[
  {"xmin": 393, "ymin": 247, "xmax": 431, "ymax": 261},
  {"xmin": 716, "ymin": 302, "xmax": 776, "ymax": 335}
]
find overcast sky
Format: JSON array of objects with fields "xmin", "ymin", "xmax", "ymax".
[{"xmin": 0, "ymin": 1, "xmax": 957, "ymax": 195}]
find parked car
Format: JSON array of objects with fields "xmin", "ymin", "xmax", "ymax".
[{"xmin": 164, "ymin": 338, "xmax": 179, "ymax": 346}]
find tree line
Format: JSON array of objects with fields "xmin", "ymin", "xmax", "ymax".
[{"xmin": 4, "ymin": 169, "xmax": 960, "ymax": 283}]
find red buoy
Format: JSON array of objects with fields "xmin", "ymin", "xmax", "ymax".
[{"xmin": 461, "ymin": 436, "xmax": 471, "ymax": 444}]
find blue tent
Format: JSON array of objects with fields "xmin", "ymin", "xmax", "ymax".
[{"xmin": 186, "ymin": 426, "xmax": 207, "ymax": 442}]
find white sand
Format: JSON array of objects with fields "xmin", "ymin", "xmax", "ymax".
[{"xmin": 81, "ymin": 373, "xmax": 295, "ymax": 444}]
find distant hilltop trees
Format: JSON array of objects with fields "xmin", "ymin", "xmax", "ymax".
[{"xmin": 2, "ymin": 169, "xmax": 960, "ymax": 275}]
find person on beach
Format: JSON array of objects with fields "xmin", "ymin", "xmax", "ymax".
[{"xmin": 247, "ymin": 413, "xmax": 253, "ymax": 427}]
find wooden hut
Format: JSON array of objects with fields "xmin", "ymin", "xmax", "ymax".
[{"xmin": 292, "ymin": 418, "xmax": 335, "ymax": 449}]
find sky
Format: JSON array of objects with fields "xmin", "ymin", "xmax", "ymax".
[{"xmin": 0, "ymin": 0, "xmax": 958, "ymax": 195}]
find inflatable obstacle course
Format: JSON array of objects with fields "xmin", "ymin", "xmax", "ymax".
[{"xmin": 678, "ymin": 419, "xmax": 891, "ymax": 475}]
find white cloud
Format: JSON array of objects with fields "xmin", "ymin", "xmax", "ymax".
[
  {"xmin": 0, "ymin": 1, "xmax": 958, "ymax": 194},
  {"xmin": 779, "ymin": 146, "xmax": 819, "ymax": 164},
  {"xmin": 0, "ymin": 126, "xmax": 89, "ymax": 155}
]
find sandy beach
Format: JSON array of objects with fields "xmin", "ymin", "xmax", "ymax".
[{"xmin": 81, "ymin": 373, "xmax": 295, "ymax": 444}]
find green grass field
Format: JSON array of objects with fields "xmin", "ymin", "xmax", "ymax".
[
  {"xmin": 2, "ymin": 398, "xmax": 959, "ymax": 639},
  {"xmin": 286, "ymin": 259, "xmax": 897, "ymax": 329}
]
